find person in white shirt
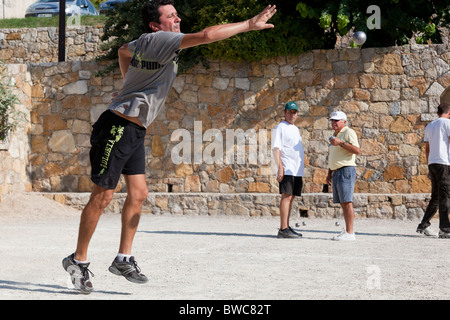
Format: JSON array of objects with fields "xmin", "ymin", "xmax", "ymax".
[
  {"xmin": 417, "ymin": 89, "xmax": 450, "ymax": 239},
  {"xmin": 271, "ymin": 102, "xmax": 305, "ymax": 238}
]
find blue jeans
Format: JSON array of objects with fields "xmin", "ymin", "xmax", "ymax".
[{"xmin": 332, "ymin": 166, "xmax": 356, "ymax": 204}]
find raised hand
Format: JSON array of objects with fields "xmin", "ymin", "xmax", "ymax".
[{"xmin": 248, "ymin": 5, "xmax": 277, "ymax": 31}]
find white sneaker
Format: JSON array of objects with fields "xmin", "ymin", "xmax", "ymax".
[
  {"xmin": 417, "ymin": 226, "xmax": 438, "ymax": 237},
  {"xmin": 332, "ymin": 231, "xmax": 356, "ymax": 241}
]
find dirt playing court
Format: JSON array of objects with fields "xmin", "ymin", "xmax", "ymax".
[{"xmin": 0, "ymin": 193, "xmax": 449, "ymax": 301}]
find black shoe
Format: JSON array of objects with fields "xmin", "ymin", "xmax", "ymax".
[
  {"xmin": 277, "ymin": 227, "xmax": 302, "ymax": 239},
  {"xmin": 62, "ymin": 253, "xmax": 94, "ymax": 294},
  {"xmin": 289, "ymin": 226, "xmax": 303, "ymax": 237},
  {"xmin": 108, "ymin": 256, "xmax": 149, "ymax": 284}
]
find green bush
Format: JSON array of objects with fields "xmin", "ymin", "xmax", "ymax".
[
  {"xmin": 188, "ymin": 0, "xmax": 330, "ymax": 62},
  {"xmin": 295, "ymin": 0, "xmax": 450, "ymax": 47},
  {"xmin": 0, "ymin": 63, "xmax": 24, "ymax": 142},
  {"xmin": 97, "ymin": 0, "xmax": 332, "ymax": 75},
  {"xmin": 97, "ymin": 0, "xmax": 450, "ymax": 74}
]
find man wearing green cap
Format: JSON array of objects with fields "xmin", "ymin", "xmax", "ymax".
[{"xmin": 271, "ymin": 102, "xmax": 305, "ymax": 238}]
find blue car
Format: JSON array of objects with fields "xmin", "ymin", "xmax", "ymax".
[
  {"xmin": 25, "ymin": 0, "xmax": 99, "ymax": 18},
  {"xmin": 99, "ymin": 0, "xmax": 129, "ymax": 14}
]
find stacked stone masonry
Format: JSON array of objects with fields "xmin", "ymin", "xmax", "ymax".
[
  {"xmin": 0, "ymin": 26, "xmax": 104, "ymax": 63},
  {"xmin": 40, "ymin": 192, "xmax": 430, "ymax": 220},
  {"xmin": 0, "ymin": 64, "xmax": 33, "ymax": 203},
  {"xmin": 1, "ymin": 26, "xmax": 449, "ymax": 218}
]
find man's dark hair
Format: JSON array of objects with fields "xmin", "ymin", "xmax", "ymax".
[
  {"xmin": 142, "ymin": 0, "xmax": 175, "ymax": 33},
  {"xmin": 438, "ymin": 104, "xmax": 450, "ymax": 116}
]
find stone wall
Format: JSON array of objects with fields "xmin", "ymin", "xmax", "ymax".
[
  {"xmin": 0, "ymin": 26, "xmax": 104, "ymax": 63},
  {"xmin": 29, "ymin": 60, "xmax": 122, "ymax": 192},
  {"xmin": 28, "ymin": 43, "xmax": 450, "ymax": 197},
  {"xmin": 0, "ymin": 64, "xmax": 33, "ymax": 202},
  {"xmin": 40, "ymin": 192, "xmax": 429, "ymax": 220},
  {"xmin": 3, "ymin": 26, "xmax": 450, "ymax": 217}
]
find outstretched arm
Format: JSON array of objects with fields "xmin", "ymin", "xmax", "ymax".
[{"xmin": 179, "ymin": 5, "xmax": 276, "ymax": 50}]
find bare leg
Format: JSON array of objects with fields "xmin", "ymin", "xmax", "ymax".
[
  {"xmin": 118, "ymin": 174, "xmax": 148, "ymax": 255},
  {"xmin": 75, "ymin": 184, "xmax": 115, "ymax": 261},
  {"xmin": 280, "ymin": 193, "xmax": 294, "ymax": 229},
  {"xmin": 340, "ymin": 202, "xmax": 355, "ymax": 234}
]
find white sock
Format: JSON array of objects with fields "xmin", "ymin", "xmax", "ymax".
[
  {"xmin": 116, "ymin": 253, "xmax": 131, "ymax": 262},
  {"xmin": 74, "ymin": 258, "xmax": 89, "ymax": 265}
]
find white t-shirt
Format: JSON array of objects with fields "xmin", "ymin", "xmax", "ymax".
[
  {"xmin": 271, "ymin": 121, "xmax": 304, "ymax": 177},
  {"xmin": 424, "ymin": 117, "xmax": 450, "ymax": 165}
]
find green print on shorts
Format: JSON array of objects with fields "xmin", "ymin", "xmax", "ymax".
[{"xmin": 99, "ymin": 125, "xmax": 124, "ymax": 175}]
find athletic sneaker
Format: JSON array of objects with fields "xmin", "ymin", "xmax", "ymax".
[
  {"xmin": 62, "ymin": 253, "xmax": 94, "ymax": 294},
  {"xmin": 439, "ymin": 230, "xmax": 450, "ymax": 239},
  {"xmin": 277, "ymin": 227, "xmax": 302, "ymax": 238},
  {"xmin": 289, "ymin": 226, "xmax": 303, "ymax": 238},
  {"xmin": 108, "ymin": 256, "xmax": 149, "ymax": 284},
  {"xmin": 332, "ymin": 231, "xmax": 356, "ymax": 241},
  {"xmin": 416, "ymin": 226, "xmax": 438, "ymax": 237}
]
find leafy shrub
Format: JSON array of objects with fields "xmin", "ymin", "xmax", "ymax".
[
  {"xmin": 0, "ymin": 63, "xmax": 24, "ymax": 142},
  {"xmin": 97, "ymin": 0, "xmax": 450, "ymax": 74},
  {"xmin": 295, "ymin": 0, "xmax": 450, "ymax": 47},
  {"xmin": 97, "ymin": 0, "xmax": 332, "ymax": 74}
]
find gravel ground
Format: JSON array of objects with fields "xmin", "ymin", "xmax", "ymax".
[{"xmin": 0, "ymin": 193, "xmax": 449, "ymax": 304}]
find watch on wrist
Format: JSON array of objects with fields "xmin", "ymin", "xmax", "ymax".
[{"xmin": 340, "ymin": 142, "xmax": 346, "ymax": 147}]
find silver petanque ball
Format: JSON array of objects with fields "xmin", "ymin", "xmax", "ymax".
[
  {"xmin": 335, "ymin": 221, "xmax": 340, "ymax": 226},
  {"xmin": 353, "ymin": 31, "xmax": 367, "ymax": 46},
  {"xmin": 302, "ymin": 221, "xmax": 307, "ymax": 226},
  {"xmin": 295, "ymin": 223, "xmax": 300, "ymax": 227}
]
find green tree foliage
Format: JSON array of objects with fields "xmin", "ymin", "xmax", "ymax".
[
  {"xmin": 97, "ymin": 0, "xmax": 450, "ymax": 75},
  {"xmin": 296, "ymin": 0, "xmax": 450, "ymax": 47},
  {"xmin": 98, "ymin": 0, "xmax": 190, "ymax": 74},
  {"xmin": 97, "ymin": 0, "xmax": 331, "ymax": 74},
  {"xmin": 189, "ymin": 0, "xmax": 330, "ymax": 62},
  {"xmin": 98, "ymin": 0, "xmax": 147, "ymax": 74},
  {"xmin": 0, "ymin": 63, "xmax": 24, "ymax": 141}
]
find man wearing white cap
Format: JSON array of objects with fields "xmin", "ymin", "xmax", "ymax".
[{"xmin": 326, "ymin": 111, "xmax": 360, "ymax": 241}]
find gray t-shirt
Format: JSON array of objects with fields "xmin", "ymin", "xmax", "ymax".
[{"xmin": 108, "ymin": 31, "xmax": 184, "ymax": 128}]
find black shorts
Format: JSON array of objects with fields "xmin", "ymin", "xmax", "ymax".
[
  {"xmin": 279, "ymin": 175, "xmax": 303, "ymax": 196},
  {"xmin": 90, "ymin": 111, "xmax": 147, "ymax": 190}
]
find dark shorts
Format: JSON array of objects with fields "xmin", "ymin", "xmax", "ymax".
[
  {"xmin": 279, "ymin": 175, "xmax": 303, "ymax": 196},
  {"xmin": 90, "ymin": 111, "xmax": 147, "ymax": 190}
]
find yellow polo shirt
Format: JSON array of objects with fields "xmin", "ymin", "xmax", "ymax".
[{"xmin": 328, "ymin": 126, "xmax": 359, "ymax": 170}]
